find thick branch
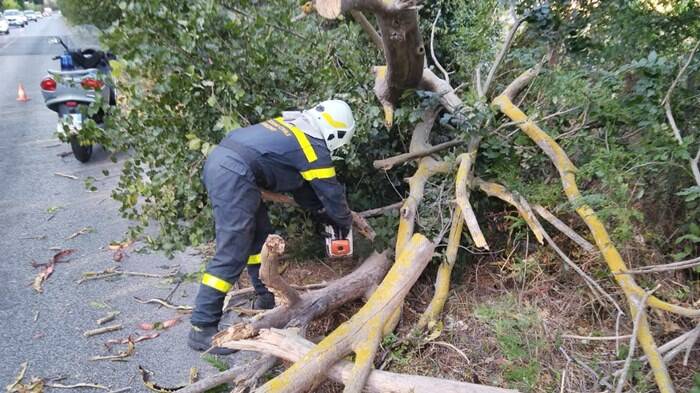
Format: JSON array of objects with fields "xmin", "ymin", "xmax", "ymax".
[
  {"xmin": 229, "ymin": 328, "xmax": 517, "ymax": 393},
  {"xmin": 416, "ymin": 207, "xmax": 464, "ymax": 330},
  {"xmin": 475, "ymin": 178, "xmax": 544, "ymax": 244},
  {"xmin": 252, "ymin": 234, "xmax": 436, "ymax": 393},
  {"xmin": 373, "ymin": 139, "xmax": 463, "ymax": 170},
  {"xmin": 178, "ymin": 355, "xmax": 277, "ymax": 393},
  {"xmin": 491, "ymin": 89, "xmax": 698, "ymax": 393},
  {"xmin": 455, "ymin": 153, "xmax": 489, "ymax": 249},
  {"xmin": 350, "ymin": 10, "xmax": 383, "ymax": 49},
  {"xmin": 499, "ymin": 63, "xmax": 542, "ymax": 101},
  {"xmin": 214, "ymin": 251, "xmax": 391, "ymax": 343},
  {"xmin": 260, "ymin": 190, "xmax": 376, "ymax": 241},
  {"xmin": 260, "ymin": 235, "xmax": 300, "ymax": 306},
  {"xmin": 316, "ymin": 0, "xmax": 424, "ymax": 127}
]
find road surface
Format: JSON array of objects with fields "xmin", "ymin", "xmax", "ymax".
[{"xmin": 0, "ymin": 16, "xmax": 244, "ymax": 391}]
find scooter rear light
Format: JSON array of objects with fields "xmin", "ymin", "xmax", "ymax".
[
  {"xmin": 40, "ymin": 77, "xmax": 57, "ymax": 91},
  {"xmin": 81, "ymin": 78, "xmax": 104, "ymax": 90},
  {"xmin": 65, "ymin": 101, "xmax": 78, "ymax": 107}
]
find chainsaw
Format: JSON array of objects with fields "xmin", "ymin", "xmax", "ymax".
[{"xmin": 324, "ymin": 225, "xmax": 353, "ymax": 258}]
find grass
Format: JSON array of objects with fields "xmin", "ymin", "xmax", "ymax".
[
  {"xmin": 201, "ymin": 355, "xmax": 230, "ymax": 393},
  {"xmin": 474, "ymin": 295, "xmax": 547, "ymax": 391}
]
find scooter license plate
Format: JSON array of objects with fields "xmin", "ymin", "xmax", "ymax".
[{"xmin": 68, "ymin": 113, "xmax": 83, "ymax": 125}]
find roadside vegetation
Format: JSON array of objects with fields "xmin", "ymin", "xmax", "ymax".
[{"xmin": 56, "ymin": 0, "xmax": 699, "ymax": 392}]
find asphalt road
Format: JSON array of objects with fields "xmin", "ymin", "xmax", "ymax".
[{"xmin": 0, "ymin": 16, "xmax": 241, "ymax": 391}]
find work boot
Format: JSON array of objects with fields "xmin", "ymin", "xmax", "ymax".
[
  {"xmin": 187, "ymin": 325, "xmax": 237, "ymax": 355},
  {"xmin": 253, "ymin": 292, "xmax": 275, "ymax": 310}
]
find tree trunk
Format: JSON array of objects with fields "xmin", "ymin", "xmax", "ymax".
[{"xmin": 228, "ymin": 328, "xmax": 519, "ymax": 393}]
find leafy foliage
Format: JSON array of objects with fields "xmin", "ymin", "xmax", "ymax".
[{"xmin": 61, "ymin": 0, "xmax": 700, "ymax": 264}]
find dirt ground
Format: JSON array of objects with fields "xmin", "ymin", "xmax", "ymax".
[{"xmin": 251, "ymin": 231, "xmax": 699, "ymax": 393}]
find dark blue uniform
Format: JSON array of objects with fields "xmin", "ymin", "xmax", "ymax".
[{"xmin": 191, "ymin": 118, "xmax": 352, "ymax": 327}]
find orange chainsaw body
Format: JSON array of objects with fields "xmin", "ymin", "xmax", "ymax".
[{"xmin": 324, "ymin": 225, "xmax": 353, "ymax": 258}]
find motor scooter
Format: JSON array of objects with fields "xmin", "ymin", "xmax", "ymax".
[{"xmin": 40, "ymin": 36, "xmax": 115, "ymax": 162}]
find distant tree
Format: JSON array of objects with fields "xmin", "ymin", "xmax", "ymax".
[{"xmin": 1, "ymin": 0, "xmax": 20, "ymax": 10}]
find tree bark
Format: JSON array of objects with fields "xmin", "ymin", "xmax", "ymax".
[
  {"xmin": 228, "ymin": 328, "xmax": 519, "ymax": 393},
  {"xmin": 214, "ymin": 251, "xmax": 391, "ymax": 343},
  {"xmin": 492, "ymin": 73, "xmax": 700, "ymax": 393},
  {"xmin": 315, "ymin": 0, "xmax": 425, "ymax": 127},
  {"xmin": 245, "ymin": 234, "xmax": 436, "ymax": 393}
]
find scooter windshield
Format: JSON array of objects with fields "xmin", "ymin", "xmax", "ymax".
[{"xmin": 64, "ymin": 24, "xmax": 102, "ymax": 51}]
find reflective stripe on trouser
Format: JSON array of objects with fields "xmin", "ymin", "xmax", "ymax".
[
  {"xmin": 246, "ymin": 202, "xmax": 273, "ymax": 297},
  {"xmin": 192, "ymin": 147, "xmax": 261, "ymax": 327}
]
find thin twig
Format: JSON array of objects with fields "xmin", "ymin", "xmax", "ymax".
[
  {"xmin": 430, "ymin": 341, "xmax": 470, "ymax": 364},
  {"xmin": 134, "ymin": 297, "xmax": 193, "ymax": 311},
  {"xmin": 661, "ymin": 41, "xmax": 700, "ymax": 186},
  {"xmin": 83, "ymin": 324, "xmax": 123, "ymax": 337},
  {"xmin": 615, "ymin": 285, "xmax": 660, "ymax": 393},
  {"xmin": 430, "ymin": 9, "xmax": 449, "ymax": 83},
  {"xmin": 533, "ymin": 204, "xmax": 595, "ymax": 253},
  {"xmin": 482, "ymin": 8, "xmax": 525, "ymax": 98},
  {"xmin": 620, "ymin": 255, "xmax": 700, "ymax": 274},
  {"xmin": 562, "ymin": 334, "xmax": 632, "ymax": 341},
  {"xmin": 358, "ymin": 202, "xmax": 403, "ymax": 217},
  {"xmin": 47, "ymin": 382, "xmax": 109, "ymax": 390},
  {"xmin": 54, "ymin": 172, "xmax": 79, "ymax": 180}
]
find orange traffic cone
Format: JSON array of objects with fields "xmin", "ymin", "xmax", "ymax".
[{"xmin": 16, "ymin": 83, "xmax": 30, "ymax": 102}]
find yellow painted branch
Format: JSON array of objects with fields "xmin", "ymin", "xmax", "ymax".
[
  {"xmin": 257, "ymin": 234, "xmax": 436, "ymax": 393},
  {"xmin": 395, "ymin": 157, "xmax": 449, "ymax": 254},
  {"xmin": 492, "ymin": 94, "xmax": 683, "ymax": 393},
  {"xmin": 416, "ymin": 208, "xmax": 464, "ymax": 330},
  {"xmin": 456, "ymin": 153, "xmax": 489, "ymax": 249},
  {"xmin": 474, "ymin": 178, "xmax": 544, "ymax": 244}
]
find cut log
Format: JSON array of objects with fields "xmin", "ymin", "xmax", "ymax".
[
  {"xmin": 214, "ymin": 251, "xmax": 391, "ymax": 343},
  {"xmin": 228, "ymin": 328, "xmax": 519, "ymax": 393},
  {"xmin": 234, "ymin": 234, "xmax": 436, "ymax": 393}
]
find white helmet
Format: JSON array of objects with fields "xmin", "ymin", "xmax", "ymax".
[{"xmin": 302, "ymin": 99, "xmax": 355, "ymax": 151}]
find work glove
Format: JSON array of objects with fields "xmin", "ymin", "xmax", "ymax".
[
  {"xmin": 331, "ymin": 224, "xmax": 351, "ymax": 239},
  {"xmin": 311, "ymin": 209, "xmax": 333, "ymax": 225}
]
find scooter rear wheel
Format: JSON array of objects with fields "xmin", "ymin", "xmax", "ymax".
[{"xmin": 70, "ymin": 136, "xmax": 93, "ymax": 163}]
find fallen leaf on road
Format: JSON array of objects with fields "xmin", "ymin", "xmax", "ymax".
[
  {"xmin": 7, "ymin": 377, "xmax": 44, "ymax": 393},
  {"xmin": 138, "ymin": 316, "xmax": 183, "ymax": 331},
  {"xmin": 104, "ymin": 332, "xmax": 160, "ymax": 350},
  {"xmin": 90, "ymin": 337, "xmax": 135, "ymax": 361},
  {"xmin": 108, "ymin": 241, "xmax": 133, "ymax": 262},
  {"xmin": 138, "ymin": 365, "xmax": 186, "ymax": 393},
  {"xmin": 30, "ymin": 249, "xmax": 76, "ymax": 293},
  {"xmin": 6, "ymin": 362, "xmax": 28, "ymax": 392}
]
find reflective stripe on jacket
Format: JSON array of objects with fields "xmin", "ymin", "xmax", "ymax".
[{"xmin": 218, "ymin": 118, "xmax": 352, "ymax": 228}]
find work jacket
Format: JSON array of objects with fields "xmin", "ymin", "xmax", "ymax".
[{"xmin": 218, "ymin": 117, "xmax": 352, "ymax": 229}]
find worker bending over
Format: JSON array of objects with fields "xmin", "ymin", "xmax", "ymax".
[{"xmin": 189, "ymin": 100, "xmax": 355, "ymax": 354}]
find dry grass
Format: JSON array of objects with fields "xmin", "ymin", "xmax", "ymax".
[{"xmin": 236, "ymin": 230, "xmax": 698, "ymax": 392}]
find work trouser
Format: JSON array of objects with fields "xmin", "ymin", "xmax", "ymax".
[{"xmin": 191, "ymin": 146, "xmax": 273, "ymax": 327}]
